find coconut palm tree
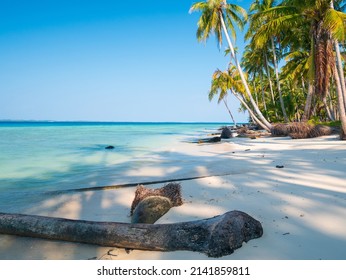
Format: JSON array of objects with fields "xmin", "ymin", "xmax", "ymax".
[
  {"xmin": 251, "ymin": 0, "xmax": 346, "ymax": 137},
  {"xmin": 208, "ymin": 70, "xmax": 237, "ymax": 126},
  {"xmin": 190, "ymin": 0, "xmax": 272, "ymax": 131},
  {"xmin": 209, "ymin": 66, "xmax": 270, "ymax": 129},
  {"xmin": 281, "ymin": 48, "xmax": 317, "ymax": 120},
  {"xmin": 329, "ymin": 0, "xmax": 346, "ymax": 138},
  {"xmin": 247, "ymin": 0, "xmax": 289, "ymax": 122},
  {"xmin": 208, "ymin": 69, "xmax": 238, "ymax": 125},
  {"xmin": 242, "ymin": 45, "xmax": 267, "ymax": 113}
]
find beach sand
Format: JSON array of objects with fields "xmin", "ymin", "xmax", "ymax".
[{"xmin": 0, "ymin": 135, "xmax": 345, "ymax": 260}]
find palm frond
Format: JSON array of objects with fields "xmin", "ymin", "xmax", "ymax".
[
  {"xmin": 253, "ymin": 14, "xmax": 304, "ymax": 48},
  {"xmin": 323, "ymin": 8, "xmax": 346, "ymax": 41},
  {"xmin": 189, "ymin": 2, "xmax": 207, "ymax": 14},
  {"xmin": 226, "ymin": 3, "xmax": 248, "ymax": 25}
]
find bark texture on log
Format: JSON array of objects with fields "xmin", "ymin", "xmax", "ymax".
[{"xmin": 0, "ymin": 211, "xmax": 263, "ymax": 258}]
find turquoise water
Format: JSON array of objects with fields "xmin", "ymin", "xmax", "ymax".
[{"xmin": 0, "ymin": 122, "xmax": 229, "ymax": 212}]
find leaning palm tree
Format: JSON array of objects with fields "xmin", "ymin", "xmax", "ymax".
[
  {"xmin": 210, "ymin": 66, "xmax": 271, "ymax": 130},
  {"xmin": 190, "ymin": 0, "xmax": 272, "ymax": 131},
  {"xmin": 207, "ymin": 68, "xmax": 237, "ymax": 125}
]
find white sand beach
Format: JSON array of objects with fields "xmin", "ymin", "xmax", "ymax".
[{"xmin": 0, "ymin": 135, "xmax": 345, "ymax": 260}]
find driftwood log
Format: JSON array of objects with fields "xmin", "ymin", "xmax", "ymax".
[{"xmin": 0, "ymin": 210, "xmax": 263, "ymax": 258}]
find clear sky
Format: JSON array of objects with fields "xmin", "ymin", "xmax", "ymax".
[{"xmin": 0, "ymin": 0, "xmax": 251, "ymax": 123}]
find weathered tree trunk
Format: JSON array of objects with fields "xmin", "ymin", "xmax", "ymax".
[
  {"xmin": 265, "ymin": 53, "xmax": 276, "ymax": 106},
  {"xmin": 334, "ymin": 63, "xmax": 346, "ymax": 139},
  {"xmin": 253, "ymin": 80, "xmax": 259, "ymax": 106},
  {"xmin": 222, "ymin": 98, "xmax": 237, "ymax": 126},
  {"xmin": 220, "ymin": 13, "xmax": 272, "ymax": 131},
  {"xmin": 323, "ymin": 95, "xmax": 335, "ymax": 121},
  {"xmin": 260, "ymin": 72, "xmax": 268, "ymax": 113},
  {"xmin": 302, "ymin": 82, "xmax": 314, "ymax": 121},
  {"xmin": 0, "ymin": 211, "xmax": 263, "ymax": 258},
  {"xmin": 331, "ymin": 1, "xmax": 346, "ymax": 109},
  {"xmin": 232, "ymin": 90, "xmax": 270, "ymax": 132}
]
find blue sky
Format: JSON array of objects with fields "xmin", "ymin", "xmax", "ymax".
[{"xmin": 0, "ymin": 0, "xmax": 251, "ymax": 123}]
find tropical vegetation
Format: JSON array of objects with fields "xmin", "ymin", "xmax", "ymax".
[{"xmin": 190, "ymin": 0, "xmax": 346, "ymax": 139}]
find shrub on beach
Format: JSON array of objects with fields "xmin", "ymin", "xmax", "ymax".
[
  {"xmin": 271, "ymin": 122, "xmax": 336, "ymax": 139},
  {"xmin": 270, "ymin": 122, "xmax": 311, "ymax": 137},
  {"xmin": 307, "ymin": 125, "xmax": 334, "ymax": 138},
  {"xmin": 270, "ymin": 123, "xmax": 290, "ymax": 136},
  {"xmin": 288, "ymin": 122, "xmax": 312, "ymax": 138},
  {"xmin": 289, "ymin": 132, "xmax": 308, "ymax": 139}
]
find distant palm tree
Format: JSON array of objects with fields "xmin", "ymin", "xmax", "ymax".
[{"xmin": 190, "ymin": 0, "xmax": 272, "ymax": 131}]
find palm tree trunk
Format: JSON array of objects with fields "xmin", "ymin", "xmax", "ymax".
[
  {"xmin": 264, "ymin": 53, "xmax": 276, "ymax": 106},
  {"xmin": 220, "ymin": 13, "xmax": 272, "ymax": 130},
  {"xmin": 330, "ymin": 1, "xmax": 346, "ymax": 138},
  {"xmin": 302, "ymin": 78, "xmax": 306, "ymax": 92},
  {"xmin": 271, "ymin": 37, "xmax": 289, "ymax": 122},
  {"xmin": 260, "ymin": 72, "xmax": 267, "ymax": 112},
  {"xmin": 334, "ymin": 40, "xmax": 346, "ymax": 109},
  {"xmin": 264, "ymin": 53, "xmax": 278, "ymax": 119},
  {"xmin": 323, "ymin": 96, "xmax": 335, "ymax": 121},
  {"xmin": 253, "ymin": 80, "xmax": 259, "ymax": 106},
  {"xmin": 302, "ymin": 82, "xmax": 314, "ymax": 121},
  {"xmin": 232, "ymin": 90, "xmax": 270, "ymax": 132},
  {"xmin": 330, "ymin": 1, "xmax": 346, "ymax": 110},
  {"xmin": 333, "ymin": 63, "xmax": 346, "ymax": 139},
  {"xmin": 327, "ymin": 85, "xmax": 336, "ymax": 120},
  {"xmin": 222, "ymin": 98, "xmax": 237, "ymax": 126}
]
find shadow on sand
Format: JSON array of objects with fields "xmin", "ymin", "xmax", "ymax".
[{"xmin": 0, "ymin": 136, "xmax": 345, "ymax": 259}]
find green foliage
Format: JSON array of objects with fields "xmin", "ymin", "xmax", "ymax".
[
  {"xmin": 241, "ymin": 0, "xmax": 346, "ymax": 123},
  {"xmin": 191, "ymin": 0, "xmax": 346, "ymax": 127},
  {"xmin": 189, "ymin": 0, "xmax": 247, "ymax": 48},
  {"xmin": 307, "ymin": 119, "xmax": 342, "ymax": 127}
]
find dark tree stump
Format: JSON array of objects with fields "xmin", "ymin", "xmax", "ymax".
[
  {"xmin": 131, "ymin": 183, "xmax": 183, "ymax": 215},
  {"xmin": 0, "ymin": 210, "xmax": 263, "ymax": 258},
  {"xmin": 131, "ymin": 196, "xmax": 173, "ymax": 224}
]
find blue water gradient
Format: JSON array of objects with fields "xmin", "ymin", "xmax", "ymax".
[{"xmin": 0, "ymin": 121, "xmax": 232, "ymax": 212}]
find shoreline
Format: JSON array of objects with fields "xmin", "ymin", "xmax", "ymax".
[{"xmin": 0, "ymin": 135, "xmax": 345, "ymax": 260}]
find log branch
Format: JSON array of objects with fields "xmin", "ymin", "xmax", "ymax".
[{"xmin": 0, "ymin": 210, "xmax": 263, "ymax": 258}]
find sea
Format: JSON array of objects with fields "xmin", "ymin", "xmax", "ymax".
[{"xmin": 0, "ymin": 121, "xmax": 231, "ymax": 212}]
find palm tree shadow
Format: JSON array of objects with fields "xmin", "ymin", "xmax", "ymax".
[{"xmin": 1, "ymin": 136, "xmax": 346, "ymax": 259}]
